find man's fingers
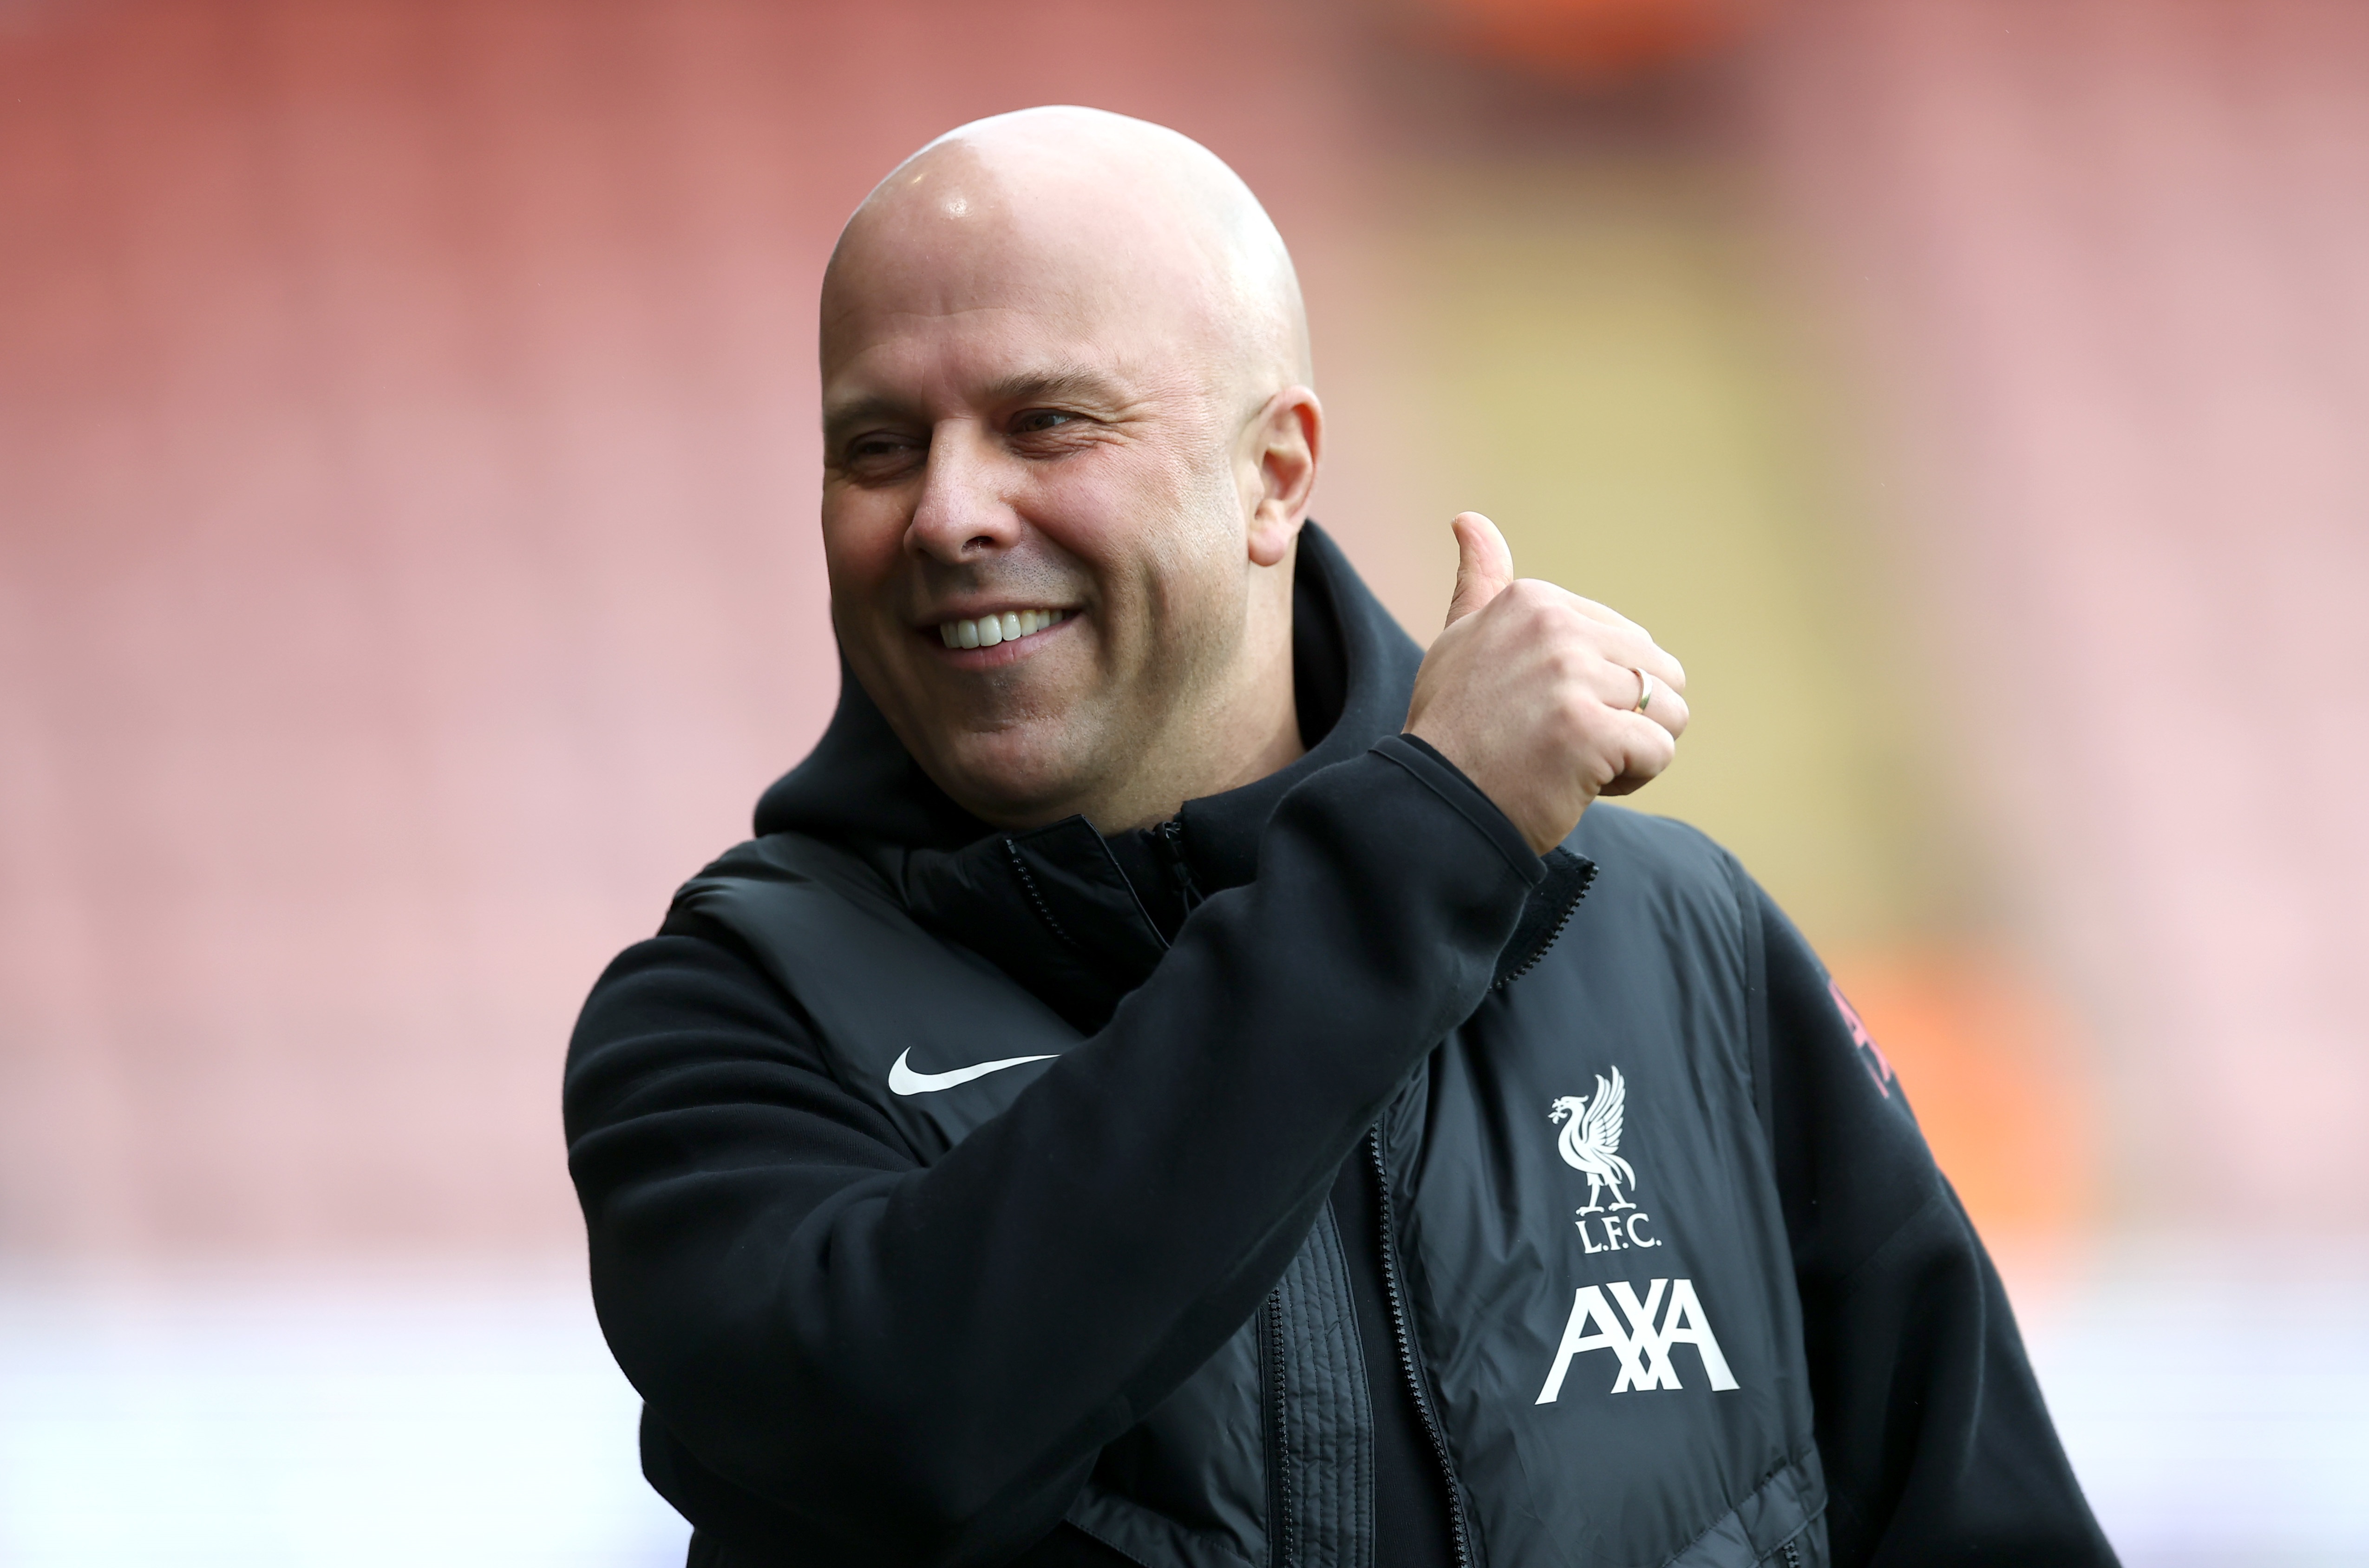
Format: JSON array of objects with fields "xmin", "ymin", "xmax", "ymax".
[
  {"xmin": 1556, "ymin": 590, "xmax": 1648, "ymax": 636},
  {"xmin": 1614, "ymin": 664, "xmax": 1690, "ymax": 741},
  {"xmin": 1531, "ymin": 583, "xmax": 1686, "ymax": 695},
  {"xmin": 1578, "ymin": 657, "xmax": 1689, "ymax": 741},
  {"xmin": 1602, "ymin": 630, "xmax": 1686, "ymax": 700},
  {"xmin": 1610, "ymin": 645, "xmax": 1688, "ymax": 709},
  {"xmin": 1443, "ymin": 512, "xmax": 1515, "ymax": 628},
  {"xmin": 1595, "ymin": 711, "xmax": 1680, "ymax": 798}
]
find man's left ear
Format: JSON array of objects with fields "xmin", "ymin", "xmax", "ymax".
[{"xmin": 1245, "ymin": 386, "xmax": 1322, "ymax": 568}]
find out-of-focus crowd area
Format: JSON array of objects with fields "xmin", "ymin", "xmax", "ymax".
[{"xmin": 2, "ymin": 0, "xmax": 2364, "ymax": 1562}]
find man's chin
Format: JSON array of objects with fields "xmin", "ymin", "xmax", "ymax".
[{"xmin": 922, "ymin": 731, "xmax": 1106, "ymax": 830}]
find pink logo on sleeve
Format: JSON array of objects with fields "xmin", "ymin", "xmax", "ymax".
[{"xmin": 1827, "ymin": 981, "xmax": 1897, "ymax": 1098}]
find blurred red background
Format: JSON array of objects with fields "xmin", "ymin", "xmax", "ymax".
[
  {"xmin": 9, "ymin": 0, "xmax": 2359, "ymax": 1563},
  {"xmin": 3, "ymin": 4, "xmax": 2366, "ymax": 1555},
  {"xmin": 7, "ymin": 0, "xmax": 2366, "ymax": 1257}
]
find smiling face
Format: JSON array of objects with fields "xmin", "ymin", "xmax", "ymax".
[{"xmin": 819, "ymin": 112, "xmax": 1320, "ymax": 831}]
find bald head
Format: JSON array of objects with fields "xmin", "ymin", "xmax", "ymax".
[
  {"xmin": 824, "ymin": 107, "xmax": 1310, "ymax": 403},
  {"xmin": 816, "ymin": 108, "xmax": 1325, "ymax": 833}
]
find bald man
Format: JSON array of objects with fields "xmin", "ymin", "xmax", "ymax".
[{"xmin": 565, "ymin": 110, "xmax": 2114, "ymax": 1568}]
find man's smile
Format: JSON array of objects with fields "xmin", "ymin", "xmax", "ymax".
[
  {"xmin": 927, "ymin": 606, "xmax": 1076, "ymax": 666},
  {"xmin": 933, "ymin": 605, "xmax": 1071, "ymax": 649}
]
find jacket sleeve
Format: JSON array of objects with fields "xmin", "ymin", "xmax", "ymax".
[
  {"xmin": 1753, "ymin": 887, "xmax": 2118, "ymax": 1567},
  {"xmin": 563, "ymin": 739, "xmax": 1543, "ymax": 1566}
]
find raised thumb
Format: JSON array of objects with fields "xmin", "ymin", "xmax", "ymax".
[{"xmin": 1443, "ymin": 511, "xmax": 1515, "ymax": 628}]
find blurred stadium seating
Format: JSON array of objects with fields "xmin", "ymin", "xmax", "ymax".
[{"xmin": 3, "ymin": 1, "xmax": 2362, "ymax": 1561}]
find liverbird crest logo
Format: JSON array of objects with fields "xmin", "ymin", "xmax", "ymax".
[{"xmin": 1548, "ymin": 1067, "xmax": 1637, "ymax": 1215}]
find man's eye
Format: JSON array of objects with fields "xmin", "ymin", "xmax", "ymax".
[
  {"xmin": 846, "ymin": 434, "xmax": 920, "ymax": 468},
  {"xmin": 1012, "ymin": 409, "xmax": 1077, "ymax": 434}
]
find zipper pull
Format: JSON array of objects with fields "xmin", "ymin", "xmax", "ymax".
[{"xmin": 1154, "ymin": 818, "xmax": 1204, "ymax": 913}]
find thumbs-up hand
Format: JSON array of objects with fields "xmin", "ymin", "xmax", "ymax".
[{"xmin": 1405, "ymin": 513, "xmax": 1689, "ymax": 855}]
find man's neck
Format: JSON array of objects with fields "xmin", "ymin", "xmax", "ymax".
[{"xmin": 1080, "ymin": 683, "xmax": 1304, "ymax": 832}]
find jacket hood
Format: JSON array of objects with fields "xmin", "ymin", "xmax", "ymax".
[{"xmin": 752, "ymin": 522, "xmax": 1427, "ymax": 870}]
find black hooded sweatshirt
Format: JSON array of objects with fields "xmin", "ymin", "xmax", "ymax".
[{"xmin": 564, "ymin": 525, "xmax": 2116, "ymax": 1568}]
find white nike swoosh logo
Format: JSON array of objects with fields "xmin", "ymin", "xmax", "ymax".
[{"xmin": 888, "ymin": 1048, "xmax": 1060, "ymax": 1096}]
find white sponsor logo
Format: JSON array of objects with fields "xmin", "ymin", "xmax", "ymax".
[
  {"xmin": 888, "ymin": 1048, "xmax": 1058, "ymax": 1096},
  {"xmin": 1549, "ymin": 1067, "xmax": 1661, "ymax": 1252},
  {"xmin": 1534, "ymin": 1278, "xmax": 1740, "ymax": 1402}
]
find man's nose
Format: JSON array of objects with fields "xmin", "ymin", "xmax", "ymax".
[{"xmin": 905, "ymin": 422, "xmax": 1019, "ymax": 563}]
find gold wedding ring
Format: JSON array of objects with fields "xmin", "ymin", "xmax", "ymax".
[{"xmin": 1633, "ymin": 669, "xmax": 1656, "ymax": 712}]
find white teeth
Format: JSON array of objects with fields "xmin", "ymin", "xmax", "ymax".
[{"xmin": 936, "ymin": 608, "xmax": 1066, "ymax": 650}]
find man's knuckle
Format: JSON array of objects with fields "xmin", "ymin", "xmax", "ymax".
[
  {"xmin": 1546, "ymin": 643, "xmax": 1590, "ymax": 684},
  {"xmin": 1547, "ymin": 700, "xmax": 1593, "ymax": 750}
]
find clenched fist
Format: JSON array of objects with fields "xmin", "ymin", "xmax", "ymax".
[{"xmin": 1406, "ymin": 512, "xmax": 1689, "ymax": 856}]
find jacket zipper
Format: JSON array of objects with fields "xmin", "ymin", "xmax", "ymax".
[
  {"xmin": 1002, "ymin": 839, "xmax": 1083, "ymax": 953},
  {"xmin": 1780, "ymin": 1536, "xmax": 1803, "ymax": 1567},
  {"xmin": 1367, "ymin": 1130, "xmax": 1474, "ymax": 1568},
  {"xmin": 1262, "ymin": 1293, "xmax": 1296, "ymax": 1568},
  {"xmin": 1155, "ymin": 818, "xmax": 1205, "ymax": 914},
  {"xmin": 1493, "ymin": 858, "xmax": 1597, "ymax": 990}
]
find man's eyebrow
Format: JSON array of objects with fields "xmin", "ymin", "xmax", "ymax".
[
  {"xmin": 977, "ymin": 367, "xmax": 1132, "ymax": 409},
  {"xmin": 821, "ymin": 393, "xmax": 920, "ymax": 443},
  {"xmin": 823, "ymin": 368, "xmax": 1133, "ymax": 443}
]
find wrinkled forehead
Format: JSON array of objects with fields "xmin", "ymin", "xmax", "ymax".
[{"xmin": 821, "ymin": 139, "xmax": 1271, "ymax": 397}]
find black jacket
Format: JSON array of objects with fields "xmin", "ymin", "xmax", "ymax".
[{"xmin": 564, "ymin": 525, "xmax": 2114, "ymax": 1568}]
